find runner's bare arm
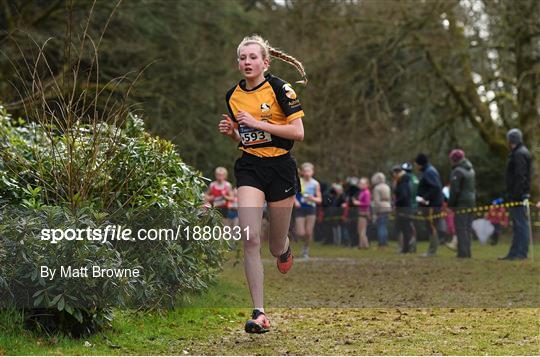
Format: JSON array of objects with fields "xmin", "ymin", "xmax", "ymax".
[
  {"xmin": 224, "ymin": 182, "xmax": 235, "ymax": 201},
  {"xmin": 219, "ymin": 114, "xmax": 241, "ymax": 142},
  {"xmin": 312, "ymin": 182, "xmax": 323, "ymax": 204}
]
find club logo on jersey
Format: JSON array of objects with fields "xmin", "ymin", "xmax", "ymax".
[
  {"xmin": 283, "ymin": 83, "xmax": 297, "ymax": 99},
  {"xmin": 260, "ymin": 103, "xmax": 271, "ymax": 112}
]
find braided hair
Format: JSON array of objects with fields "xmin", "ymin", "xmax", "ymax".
[{"xmin": 237, "ymin": 35, "xmax": 308, "ymax": 85}]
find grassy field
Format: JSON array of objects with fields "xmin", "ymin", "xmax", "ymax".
[{"xmin": 1, "ymin": 239, "xmax": 539, "ymax": 355}]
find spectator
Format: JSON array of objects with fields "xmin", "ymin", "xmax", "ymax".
[
  {"xmin": 205, "ymin": 167, "xmax": 234, "ymax": 218},
  {"xmin": 414, "ymin": 153, "xmax": 445, "ymax": 257},
  {"xmin": 328, "ymin": 183, "xmax": 347, "ymax": 245},
  {"xmin": 353, "ymin": 177, "xmax": 371, "ymax": 249},
  {"xmin": 328, "ymin": 183, "xmax": 347, "ymax": 207},
  {"xmin": 500, "ymin": 128, "xmax": 532, "ymax": 260},
  {"xmin": 371, "ymin": 172, "xmax": 392, "ymax": 248},
  {"xmin": 343, "ymin": 177, "xmax": 360, "ymax": 247},
  {"xmin": 392, "ymin": 165, "xmax": 414, "ymax": 253},
  {"xmin": 402, "ymin": 162, "xmax": 419, "ymax": 252},
  {"xmin": 315, "ymin": 180, "xmax": 332, "ymax": 244},
  {"xmin": 448, "ymin": 149, "xmax": 476, "ymax": 258}
]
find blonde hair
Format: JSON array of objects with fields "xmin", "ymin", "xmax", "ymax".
[
  {"xmin": 237, "ymin": 34, "xmax": 308, "ymax": 85},
  {"xmin": 359, "ymin": 177, "xmax": 370, "ymax": 187},
  {"xmin": 301, "ymin": 162, "xmax": 314, "ymax": 171},
  {"xmin": 371, "ymin": 172, "xmax": 385, "ymax": 185},
  {"xmin": 215, "ymin": 166, "xmax": 228, "ymax": 177}
]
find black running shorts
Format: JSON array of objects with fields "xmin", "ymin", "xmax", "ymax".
[
  {"xmin": 295, "ymin": 206, "xmax": 317, "ymax": 217},
  {"xmin": 234, "ymin": 152, "xmax": 300, "ymax": 202}
]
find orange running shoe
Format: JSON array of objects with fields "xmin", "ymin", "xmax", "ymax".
[
  {"xmin": 276, "ymin": 244, "xmax": 293, "ymax": 274},
  {"xmin": 244, "ymin": 309, "xmax": 270, "ymax": 334}
]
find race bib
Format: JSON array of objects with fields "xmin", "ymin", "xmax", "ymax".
[{"xmin": 239, "ymin": 125, "xmax": 272, "ymax": 146}]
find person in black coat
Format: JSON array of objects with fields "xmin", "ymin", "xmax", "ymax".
[
  {"xmin": 415, "ymin": 153, "xmax": 446, "ymax": 257},
  {"xmin": 392, "ymin": 165, "xmax": 414, "ymax": 253},
  {"xmin": 500, "ymin": 128, "xmax": 533, "ymax": 260},
  {"xmin": 448, "ymin": 149, "xmax": 476, "ymax": 258},
  {"xmin": 327, "ymin": 183, "xmax": 347, "ymax": 246}
]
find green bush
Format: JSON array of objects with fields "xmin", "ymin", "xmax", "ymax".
[{"xmin": 0, "ymin": 106, "xmax": 226, "ymax": 336}]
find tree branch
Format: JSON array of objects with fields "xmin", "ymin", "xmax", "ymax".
[{"xmin": 425, "ymin": 49, "xmax": 508, "ymax": 158}]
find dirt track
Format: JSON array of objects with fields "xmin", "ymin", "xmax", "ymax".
[{"xmin": 185, "ymin": 243, "xmax": 540, "ymax": 355}]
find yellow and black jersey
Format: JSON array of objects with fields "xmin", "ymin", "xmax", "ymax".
[{"xmin": 225, "ymin": 73, "xmax": 305, "ymax": 157}]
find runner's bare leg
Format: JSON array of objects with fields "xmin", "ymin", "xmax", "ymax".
[
  {"xmin": 268, "ymin": 195, "xmax": 295, "ymax": 257},
  {"xmin": 238, "ymin": 186, "xmax": 265, "ymax": 309}
]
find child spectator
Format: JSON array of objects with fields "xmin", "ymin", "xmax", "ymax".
[{"xmin": 206, "ymin": 167, "xmax": 234, "ymax": 218}]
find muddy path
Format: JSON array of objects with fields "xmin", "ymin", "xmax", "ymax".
[
  {"xmin": 186, "ymin": 308, "xmax": 539, "ymax": 355},
  {"xmin": 183, "ymin": 242, "xmax": 540, "ymax": 355}
]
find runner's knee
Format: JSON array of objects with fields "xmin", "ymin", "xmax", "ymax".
[{"xmin": 243, "ymin": 229, "xmax": 261, "ymax": 251}]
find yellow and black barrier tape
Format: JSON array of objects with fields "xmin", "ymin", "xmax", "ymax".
[
  {"xmin": 401, "ymin": 200, "xmax": 530, "ymax": 221},
  {"xmin": 316, "ymin": 200, "xmax": 539, "ymax": 223}
]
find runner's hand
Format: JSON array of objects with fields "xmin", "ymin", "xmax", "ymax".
[
  {"xmin": 237, "ymin": 111, "xmax": 260, "ymax": 129},
  {"xmin": 305, "ymin": 194, "xmax": 315, "ymax": 202},
  {"xmin": 219, "ymin": 114, "xmax": 235, "ymax": 137}
]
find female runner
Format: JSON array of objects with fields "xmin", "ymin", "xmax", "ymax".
[
  {"xmin": 218, "ymin": 34, "xmax": 307, "ymax": 334},
  {"xmin": 294, "ymin": 162, "xmax": 322, "ymax": 259}
]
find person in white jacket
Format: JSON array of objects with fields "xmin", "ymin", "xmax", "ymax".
[{"xmin": 371, "ymin": 172, "xmax": 392, "ymax": 248}]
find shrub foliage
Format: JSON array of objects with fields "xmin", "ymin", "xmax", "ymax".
[{"xmin": 0, "ymin": 106, "xmax": 226, "ymax": 336}]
